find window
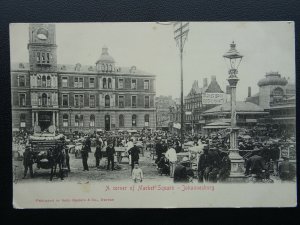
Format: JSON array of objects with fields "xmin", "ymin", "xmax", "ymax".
[
  {"xmin": 46, "ymin": 53, "xmax": 50, "ymax": 63},
  {"xmin": 89, "ymin": 77, "xmax": 95, "ymax": 88},
  {"xmin": 37, "ymin": 76, "xmax": 41, "ymax": 87},
  {"xmin": 108, "ymin": 78, "xmax": 112, "ymax": 89},
  {"xmin": 105, "ymin": 95, "xmax": 110, "ymax": 108},
  {"xmin": 118, "ymin": 78, "xmax": 124, "ymax": 89},
  {"xmin": 79, "ymin": 115, "xmax": 84, "ymax": 127},
  {"xmin": 47, "ymin": 76, "xmax": 51, "ymax": 87},
  {"xmin": 19, "ymin": 75, "xmax": 25, "ymax": 87},
  {"xmin": 145, "ymin": 96, "xmax": 150, "ymax": 108},
  {"xmin": 20, "ymin": 114, "xmax": 26, "ymax": 127},
  {"xmin": 131, "ymin": 96, "xmax": 137, "ymax": 108},
  {"xmin": 144, "ymin": 114, "xmax": 149, "ymax": 127},
  {"xmin": 103, "ymin": 78, "xmax": 107, "ymax": 89},
  {"xmin": 75, "ymin": 115, "xmax": 79, "ymax": 127},
  {"xmin": 42, "ymin": 53, "xmax": 46, "ymax": 63},
  {"xmin": 63, "ymin": 114, "xmax": 69, "ymax": 127},
  {"xmin": 36, "ymin": 52, "xmax": 40, "ymax": 63},
  {"xmin": 74, "ymin": 77, "xmax": 83, "ymax": 88},
  {"xmin": 131, "ymin": 79, "xmax": 137, "ymax": 89},
  {"xmin": 42, "ymin": 76, "xmax": 46, "ymax": 87},
  {"xmin": 62, "ymin": 77, "xmax": 68, "ymax": 87},
  {"xmin": 132, "ymin": 114, "xmax": 137, "ymax": 127},
  {"xmin": 90, "ymin": 115, "xmax": 95, "ymax": 127},
  {"xmin": 118, "ymin": 96, "xmax": 124, "ymax": 108},
  {"xmin": 19, "ymin": 93, "xmax": 26, "ymax": 106},
  {"xmin": 74, "ymin": 94, "xmax": 84, "ymax": 108},
  {"xmin": 62, "ymin": 94, "xmax": 68, "ymax": 107},
  {"xmin": 90, "ymin": 95, "xmax": 95, "ymax": 108},
  {"xmin": 119, "ymin": 114, "xmax": 124, "ymax": 127},
  {"xmin": 144, "ymin": 80, "xmax": 149, "ymax": 90},
  {"xmin": 42, "ymin": 93, "xmax": 47, "ymax": 106}
]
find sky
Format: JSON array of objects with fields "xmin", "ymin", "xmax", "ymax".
[{"xmin": 10, "ymin": 22, "xmax": 295, "ymax": 101}]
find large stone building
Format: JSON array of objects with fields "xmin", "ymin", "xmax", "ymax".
[{"xmin": 11, "ymin": 24, "xmax": 156, "ymax": 133}]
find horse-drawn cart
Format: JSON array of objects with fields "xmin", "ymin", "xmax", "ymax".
[{"xmin": 29, "ymin": 133, "xmax": 68, "ymax": 180}]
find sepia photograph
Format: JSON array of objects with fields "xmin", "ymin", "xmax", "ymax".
[{"xmin": 10, "ymin": 22, "xmax": 296, "ymax": 208}]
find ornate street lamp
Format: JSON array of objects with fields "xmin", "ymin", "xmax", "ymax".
[{"xmin": 223, "ymin": 41, "xmax": 245, "ymax": 180}]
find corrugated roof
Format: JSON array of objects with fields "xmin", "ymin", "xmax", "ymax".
[{"xmin": 203, "ymin": 101, "xmax": 264, "ymax": 114}]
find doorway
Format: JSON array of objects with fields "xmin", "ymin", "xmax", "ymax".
[
  {"xmin": 39, "ymin": 111, "xmax": 52, "ymax": 131},
  {"xmin": 105, "ymin": 115, "xmax": 110, "ymax": 131}
]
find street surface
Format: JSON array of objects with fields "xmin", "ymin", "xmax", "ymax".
[{"xmin": 13, "ymin": 147, "xmax": 169, "ymax": 183}]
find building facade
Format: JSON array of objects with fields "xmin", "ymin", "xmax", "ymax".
[
  {"xmin": 11, "ymin": 24, "xmax": 156, "ymax": 133},
  {"xmin": 246, "ymin": 72, "xmax": 295, "ymax": 133}
]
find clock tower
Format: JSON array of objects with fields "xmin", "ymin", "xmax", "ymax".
[
  {"xmin": 28, "ymin": 24, "xmax": 57, "ymax": 72},
  {"xmin": 28, "ymin": 24, "xmax": 59, "ymax": 132}
]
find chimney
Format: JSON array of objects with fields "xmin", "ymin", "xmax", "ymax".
[
  {"xmin": 203, "ymin": 78, "xmax": 208, "ymax": 87},
  {"xmin": 248, "ymin": 87, "xmax": 251, "ymax": 97},
  {"xmin": 211, "ymin": 75, "xmax": 216, "ymax": 82}
]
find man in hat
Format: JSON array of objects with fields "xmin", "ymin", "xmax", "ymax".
[
  {"xmin": 128, "ymin": 141, "xmax": 140, "ymax": 171},
  {"xmin": 94, "ymin": 138, "xmax": 103, "ymax": 168},
  {"xmin": 106, "ymin": 142, "xmax": 115, "ymax": 170},
  {"xmin": 23, "ymin": 145, "xmax": 34, "ymax": 178},
  {"xmin": 278, "ymin": 155, "xmax": 295, "ymax": 182},
  {"xmin": 165, "ymin": 143, "xmax": 177, "ymax": 178},
  {"xmin": 173, "ymin": 157, "xmax": 193, "ymax": 183},
  {"xmin": 81, "ymin": 140, "xmax": 89, "ymax": 171},
  {"xmin": 245, "ymin": 150, "xmax": 266, "ymax": 177},
  {"xmin": 155, "ymin": 139, "xmax": 163, "ymax": 163},
  {"xmin": 197, "ymin": 145, "xmax": 211, "ymax": 182}
]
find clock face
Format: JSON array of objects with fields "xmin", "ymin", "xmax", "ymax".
[{"xmin": 37, "ymin": 28, "xmax": 48, "ymax": 40}]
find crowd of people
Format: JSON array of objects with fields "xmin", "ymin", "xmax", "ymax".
[{"xmin": 15, "ymin": 126, "xmax": 296, "ymax": 183}]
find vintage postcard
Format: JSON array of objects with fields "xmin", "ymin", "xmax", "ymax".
[{"xmin": 11, "ymin": 22, "xmax": 296, "ymax": 208}]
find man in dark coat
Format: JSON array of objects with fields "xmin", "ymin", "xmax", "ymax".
[
  {"xmin": 198, "ymin": 145, "xmax": 211, "ymax": 182},
  {"xmin": 62, "ymin": 142, "xmax": 71, "ymax": 172},
  {"xmin": 23, "ymin": 145, "xmax": 34, "ymax": 178},
  {"xmin": 128, "ymin": 141, "xmax": 140, "ymax": 171},
  {"xmin": 155, "ymin": 139, "xmax": 163, "ymax": 163},
  {"xmin": 174, "ymin": 157, "xmax": 192, "ymax": 183},
  {"xmin": 245, "ymin": 151, "xmax": 266, "ymax": 176},
  {"xmin": 278, "ymin": 156, "xmax": 296, "ymax": 181},
  {"xmin": 94, "ymin": 139, "xmax": 103, "ymax": 168},
  {"xmin": 106, "ymin": 142, "xmax": 115, "ymax": 170},
  {"xmin": 81, "ymin": 141, "xmax": 89, "ymax": 171},
  {"xmin": 85, "ymin": 136, "xmax": 92, "ymax": 153},
  {"xmin": 218, "ymin": 150, "xmax": 231, "ymax": 182}
]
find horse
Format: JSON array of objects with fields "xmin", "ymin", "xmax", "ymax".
[{"xmin": 47, "ymin": 144, "xmax": 67, "ymax": 181}]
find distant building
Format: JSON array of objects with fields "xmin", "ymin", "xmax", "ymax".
[
  {"xmin": 246, "ymin": 72, "xmax": 295, "ymax": 134},
  {"xmin": 11, "ymin": 23, "xmax": 156, "ymax": 133},
  {"xmin": 169, "ymin": 76, "xmax": 225, "ymax": 134},
  {"xmin": 155, "ymin": 95, "xmax": 176, "ymax": 130},
  {"xmin": 202, "ymin": 101, "xmax": 268, "ymax": 133}
]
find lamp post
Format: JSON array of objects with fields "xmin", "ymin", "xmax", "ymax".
[{"xmin": 223, "ymin": 41, "xmax": 245, "ymax": 181}]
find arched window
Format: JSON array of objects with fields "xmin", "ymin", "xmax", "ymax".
[
  {"xmin": 46, "ymin": 76, "xmax": 51, "ymax": 87},
  {"xmin": 272, "ymin": 87, "xmax": 284, "ymax": 103},
  {"xmin": 105, "ymin": 95, "xmax": 110, "ymax": 107},
  {"xmin": 144, "ymin": 114, "xmax": 149, "ymax": 127},
  {"xmin": 79, "ymin": 115, "xmax": 84, "ymax": 127},
  {"xmin": 119, "ymin": 114, "xmax": 124, "ymax": 127},
  {"xmin": 108, "ymin": 78, "xmax": 112, "ymax": 89},
  {"xmin": 103, "ymin": 78, "xmax": 107, "ymax": 89},
  {"xmin": 63, "ymin": 114, "xmax": 68, "ymax": 127},
  {"xmin": 132, "ymin": 114, "xmax": 137, "ymax": 127},
  {"xmin": 37, "ymin": 75, "xmax": 41, "ymax": 87},
  {"xmin": 42, "ymin": 93, "xmax": 47, "ymax": 106},
  {"xmin": 90, "ymin": 114, "xmax": 95, "ymax": 127},
  {"xmin": 75, "ymin": 115, "xmax": 79, "ymax": 127},
  {"xmin": 20, "ymin": 114, "xmax": 26, "ymax": 128},
  {"xmin": 101, "ymin": 64, "xmax": 105, "ymax": 72},
  {"xmin": 42, "ymin": 76, "xmax": 46, "ymax": 87}
]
